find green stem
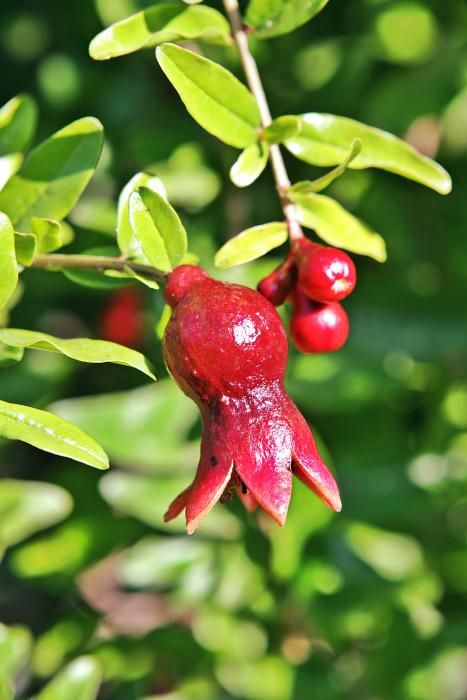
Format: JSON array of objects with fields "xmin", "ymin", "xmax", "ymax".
[
  {"xmin": 223, "ymin": 0, "xmax": 304, "ymax": 243},
  {"xmin": 31, "ymin": 254, "xmax": 167, "ymax": 283}
]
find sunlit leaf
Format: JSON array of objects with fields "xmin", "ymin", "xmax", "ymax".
[
  {"xmin": 290, "ymin": 138, "xmax": 361, "ymax": 193},
  {"xmin": 31, "ymin": 217, "xmax": 67, "ymax": 253},
  {"xmin": 0, "ymin": 480, "xmax": 72, "ymax": 551},
  {"xmin": 49, "ymin": 380, "xmax": 198, "ymax": 474},
  {"xmin": 290, "ymin": 190, "xmax": 387, "ymax": 261},
  {"xmin": 90, "ymin": 3, "xmax": 231, "ymax": 60},
  {"xmin": 214, "ymin": 222, "xmax": 288, "ymax": 268},
  {"xmin": 156, "ymin": 43, "xmax": 261, "ymax": 148},
  {"xmin": 286, "ymin": 113, "xmax": 452, "ymax": 194},
  {"xmin": 262, "ymin": 116, "xmax": 301, "ymax": 144},
  {"xmin": 0, "ymin": 344, "xmax": 23, "ymax": 367},
  {"xmin": 0, "ymin": 94, "xmax": 37, "ymax": 190},
  {"xmin": 100, "ymin": 472, "xmax": 242, "ymax": 538},
  {"xmin": 0, "ymin": 328, "xmax": 155, "ymax": 379},
  {"xmin": 0, "ymin": 213, "xmax": 18, "ymax": 311},
  {"xmin": 0, "ymin": 118, "xmax": 104, "ymax": 230},
  {"xmin": 14, "ymin": 232, "xmax": 37, "ymax": 266},
  {"xmin": 0, "ymin": 401, "xmax": 109, "ymax": 469},
  {"xmin": 246, "ymin": 0, "xmax": 330, "ymax": 38},
  {"xmin": 346, "ymin": 523, "xmax": 424, "ymax": 581},
  {"xmin": 129, "ymin": 186, "xmax": 187, "ymax": 271},
  {"xmin": 117, "ymin": 172, "xmax": 166, "ymax": 258},
  {"xmin": 230, "ymin": 142, "xmax": 269, "ymax": 188},
  {"xmin": 0, "ymin": 623, "xmax": 32, "ymax": 683},
  {"xmin": 37, "ymin": 656, "xmax": 102, "ymax": 700}
]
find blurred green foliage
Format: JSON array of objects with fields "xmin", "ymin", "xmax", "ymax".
[{"xmin": 0, "ymin": 0, "xmax": 466, "ymax": 698}]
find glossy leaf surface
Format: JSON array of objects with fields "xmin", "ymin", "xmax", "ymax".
[
  {"xmin": 230, "ymin": 142, "xmax": 269, "ymax": 188},
  {"xmin": 214, "ymin": 222, "xmax": 288, "ymax": 268},
  {"xmin": 0, "ymin": 213, "xmax": 17, "ymax": 310},
  {"xmin": 246, "ymin": 0, "xmax": 329, "ymax": 38}
]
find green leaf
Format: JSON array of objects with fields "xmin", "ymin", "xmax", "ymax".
[
  {"xmin": 290, "ymin": 138, "xmax": 362, "ymax": 194},
  {"xmin": 290, "ymin": 190, "xmax": 387, "ymax": 261},
  {"xmin": 37, "ymin": 656, "xmax": 102, "ymax": 700},
  {"xmin": 0, "ymin": 212, "xmax": 18, "ymax": 311},
  {"xmin": 0, "ymin": 95, "xmax": 37, "ymax": 156},
  {"xmin": 90, "ymin": 3, "xmax": 231, "ymax": 60},
  {"xmin": 117, "ymin": 171, "xmax": 166, "ymax": 258},
  {"xmin": 100, "ymin": 472, "xmax": 242, "ymax": 538},
  {"xmin": 0, "ymin": 480, "xmax": 72, "ymax": 552},
  {"xmin": 14, "ymin": 231, "xmax": 37, "ymax": 266},
  {"xmin": 129, "ymin": 186, "xmax": 187, "ymax": 271},
  {"xmin": 246, "ymin": 0, "xmax": 330, "ymax": 38},
  {"xmin": 286, "ymin": 113, "xmax": 452, "ymax": 194},
  {"xmin": 230, "ymin": 142, "xmax": 269, "ymax": 188},
  {"xmin": 0, "ymin": 118, "xmax": 104, "ymax": 231},
  {"xmin": 0, "ymin": 328, "xmax": 156, "ymax": 379},
  {"xmin": 31, "ymin": 217, "xmax": 67, "ymax": 253},
  {"xmin": 0, "ymin": 94, "xmax": 37, "ymax": 190},
  {"xmin": 0, "ymin": 623, "xmax": 32, "ymax": 681},
  {"xmin": 214, "ymin": 222, "xmax": 288, "ymax": 268},
  {"xmin": 0, "ymin": 401, "xmax": 109, "ymax": 469},
  {"xmin": 156, "ymin": 43, "xmax": 261, "ymax": 148},
  {"xmin": 0, "ymin": 344, "xmax": 23, "ymax": 367},
  {"xmin": 262, "ymin": 115, "xmax": 301, "ymax": 144}
]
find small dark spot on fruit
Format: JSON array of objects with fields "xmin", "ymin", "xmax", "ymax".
[
  {"xmin": 210, "ymin": 455, "xmax": 218, "ymax": 466},
  {"xmin": 241, "ymin": 481, "xmax": 248, "ymax": 494}
]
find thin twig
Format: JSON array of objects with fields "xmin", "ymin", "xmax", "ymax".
[
  {"xmin": 223, "ymin": 0, "xmax": 304, "ymax": 243},
  {"xmin": 32, "ymin": 254, "xmax": 167, "ymax": 283}
]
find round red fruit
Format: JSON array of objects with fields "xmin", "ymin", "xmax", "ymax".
[
  {"xmin": 295, "ymin": 238, "xmax": 356, "ymax": 303},
  {"xmin": 290, "ymin": 287, "xmax": 349, "ymax": 353}
]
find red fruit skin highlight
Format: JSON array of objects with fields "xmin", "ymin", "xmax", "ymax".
[
  {"xmin": 290, "ymin": 287, "xmax": 349, "ymax": 354},
  {"xmin": 295, "ymin": 238, "xmax": 356, "ymax": 303},
  {"xmin": 163, "ymin": 265, "xmax": 341, "ymax": 533}
]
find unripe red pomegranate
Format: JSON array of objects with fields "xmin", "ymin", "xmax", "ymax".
[
  {"xmin": 290, "ymin": 286, "xmax": 349, "ymax": 354},
  {"xmin": 163, "ymin": 265, "xmax": 341, "ymax": 533},
  {"xmin": 294, "ymin": 238, "xmax": 356, "ymax": 303},
  {"xmin": 257, "ymin": 258, "xmax": 296, "ymax": 307}
]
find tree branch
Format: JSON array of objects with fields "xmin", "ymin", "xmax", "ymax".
[
  {"xmin": 223, "ymin": 0, "xmax": 304, "ymax": 243},
  {"xmin": 31, "ymin": 254, "xmax": 167, "ymax": 283}
]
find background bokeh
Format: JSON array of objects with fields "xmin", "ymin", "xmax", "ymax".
[{"xmin": 1, "ymin": 0, "xmax": 467, "ymax": 698}]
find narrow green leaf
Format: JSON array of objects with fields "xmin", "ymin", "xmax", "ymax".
[
  {"xmin": 290, "ymin": 190, "xmax": 387, "ymax": 261},
  {"xmin": 0, "ymin": 95, "xmax": 37, "ymax": 155},
  {"xmin": 90, "ymin": 3, "xmax": 231, "ymax": 60},
  {"xmin": 0, "ymin": 401, "xmax": 109, "ymax": 469},
  {"xmin": 129, "ymin": 186, "xmax": 187, "ymax": 271},
  {"xmin": 117, "ymin": 171, "xmax": 166, "ymax": 258},
  {"xmin": 230, "ymin": 142, "xmax": 269, "ymax": 188},
  {"xmin": 31, "ymin": 217, "xmax": 66, "ymax": 253},
  {"xmin": 123, "ymin": 265, "xmax": 160, "ymax": 290},
  {"xmin": 290, "ymin": 138, "xmax": 362, "ymax": 194},
  {"xmin": 0, "ymin": 480, "xmax": 72, "ymax": 551},
  {"xmin": 156, "ymin": 303, "xmax": 172, "ymax": 339},
  {"xmin": 0, "ymin": 118, "xmax": 105, "ymax": 231},
  {"xmin": 214, "ymin": 222, "xmax": 288, "ymax": 268},
  {"xmin": 0, "ymin": 328, "xmax": 156, "ymax": 379},
  {"xmin": 286, "ymin": 113, "xmax": 452, "ymax": 194},
  {"xmin": 262, "ymin": 115, "xmax": 301, "ymax": 144},
  {"xmin": 246, "ymin": 0, "xmax": 330, "ymax": 38},
  {"xmin": 14, "ymin": 231, "xmax": 37, "ymax": 266},
  {"xmin": 37, "ymin": 656, "xmax": 102, "ymax": 700},
  {"xmin": 0, "ymin": 213, "xmax": 18, "ymax": 311},
  {"xmin": 156, "ymin": 43, "xmax": 261, "ymax": 148}
]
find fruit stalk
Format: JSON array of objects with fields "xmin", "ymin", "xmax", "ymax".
[{"xmin": 223, "ymin": 0, "xmax": 304, "ymax": 243}]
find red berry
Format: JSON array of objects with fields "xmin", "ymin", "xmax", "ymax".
[
  {"xmin": 257, "ymin": 258, "xmax": 296, "ymax": 307},
  {"xmin": 100, "ymin": 288, "xmax": 143, "ymax": 348},
  {"xmin": 290, "ymin": 286, "xmax": 349, "ymax": 354},
  {"xmin": 295, "ymin": 238, "xmax": 356, "ymax": 303},
  {"xmin": 164, "ymin": 264, "xmax": 209, "ymax": 309},
  {"xmin": 162, "ymin": 265, "xmax": 341, "ymax": 533}
]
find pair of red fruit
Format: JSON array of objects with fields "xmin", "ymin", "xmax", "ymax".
[{"xmin": 258, "ymin": 238, "xmax": 357, "ymax": 353}]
